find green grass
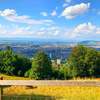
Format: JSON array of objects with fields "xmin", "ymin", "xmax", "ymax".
[
  {"xmin": 0, "ymin": 74, "xmax": 31, "ymax": 80},
  {"xmin": 2, "ymin": 95, "xmax": 56, "ymax": 100}
]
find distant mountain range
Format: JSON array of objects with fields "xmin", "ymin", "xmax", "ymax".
[
  {"xmin": 0, "ymin": 38, "xmax": 100, "ymax": 60},
  {"xmin": 0, "ymin": 38, "xmax": 100, "ymax": 46},
  {"xmin": 79, "ymin": 41, "xmax": 100, "ymax": 46}
]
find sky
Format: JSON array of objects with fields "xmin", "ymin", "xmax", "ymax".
[{"xmin": 0, "ymin": 0, "xmax": 100, "ymax": 41}]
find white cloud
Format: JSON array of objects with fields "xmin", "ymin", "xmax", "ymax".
[
  {"xmin": 41, "ymin": 9, "xmax": 58, "ymax": 17},
  {"xmin": 53, "ymin": 30, "xmax": 60, "ymax": 36},
  {"xmin": 0, "ymin": 9, "xmax": 53, "ymax": 25},
  {"xmin": 96, "ymin": 28, "xmax": 100, "ymax": 34},
  {"xmin": 51, "ymin": 10, "xmax": 57, "ymax": 16},
  {"xmin": 0, "ymin": 22, "xmax": 99, "ymax": 39},
  {"xmin": 35, "ymin": 26, "xmax": 61, "ymax": 37},
  {"xmin": 0, "ymin": 24, "xmax": 33, "ymax": 37},
  {"xmin": 0, "ymin": 9, "xmax": 16, "ymax": 16},
  {"xmin": 0, "ymin": 24, "xmax": 8, "ymax": 35},
  {"xmin": 61, "ymin": 3, "xmax": 90, "ymax": 19},
  {"xmin": 67, "ymin": 22, "xmax": 100, "ymax": 38},
  {"xmin": 40, "ymin": 12, "xmax": 48, "ymax": 16},
  {"xmin": 11, "ymin": 27, "xmax": 33, "ymax": 36},
  {"xmin": 57, "ymin": 22, "xmax": 99, "ymax": 39},
  {"xmin": 0, "ymin": 24, "xmax": 61, "ymax": 38},
  {"xmin": 73, "ymin": 22, "xmax": 96, "ymax": 34}
]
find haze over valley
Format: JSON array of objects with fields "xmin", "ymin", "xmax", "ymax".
[{"xmin": 0, "ymin": 38, "xmax": 100, "ymax": 60}]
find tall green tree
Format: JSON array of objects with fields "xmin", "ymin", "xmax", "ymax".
[
  {"xmin": 0, "ymin": 46, "xmax": 31, "ymax": 76},
  {"xmin": 27, "ymin": 51, "xmax": 52, "ymax": 79},
  {"xmin": 67, "ymin": 45, "xmax": 100, "ymax": 78}
]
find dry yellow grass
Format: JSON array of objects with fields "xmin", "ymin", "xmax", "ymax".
[
  {"xmin": 1, "ymin": 74, "xmax": 100, "ymax": 100},
  {"xmin": 4, "ymin": 86, "xmax": 100, "ymax": 100}
]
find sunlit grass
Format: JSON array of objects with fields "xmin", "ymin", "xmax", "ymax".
[
  {"xmin": 0, "ymin": 74, "xmax": 100, "ymax": 81},
  {"xmin": 0, "ymin": 74, "xmax": 30, "ymax": 80},
  {"xmin": 1, "ymin": 74, "xmax": 100, "ymax": 100},
  {"xmin": 3, "ymin": 86, "xmax": 100, "ymax": 100}
]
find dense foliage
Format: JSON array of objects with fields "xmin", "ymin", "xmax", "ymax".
[
  {"xmin": 0, "ymin": 45, "xmax": 100, "ymax": 79},
  {"xmin": 67, "ymin": 45, "xmax": 100, "ymax": 78},
  {"xmin": 0, "ymin": 46, "xmax": 31, "ymax": 76},
  {"xmin": 51, "ymin": 45, "xmax": 100, "ymax": 79},
  {"xmin": 25, "ymin": 51, "xmax": 52, "ymax": 79}
]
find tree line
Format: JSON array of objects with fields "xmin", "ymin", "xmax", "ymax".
[{"xmin": 0, "ymin": 45, "xmax": 100, "ymax": 79}]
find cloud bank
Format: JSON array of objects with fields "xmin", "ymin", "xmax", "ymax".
[{"xmin": 0, "ymin": 9, "xmax": 53, "ymax": 25}]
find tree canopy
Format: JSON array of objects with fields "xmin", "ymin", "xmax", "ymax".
[
  {"xmin": 67, "ymin": 45, "xmax": 100, "ymax": 78},
  {"xmin": 26, "ymin": 51, "xmax": 52, "ymax": 79},
  {"xmin": 0, "ymin": 46, "xmax": 31, "ymax": 76}
]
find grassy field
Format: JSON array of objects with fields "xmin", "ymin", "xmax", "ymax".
[
  {"xmin": 0, "ymin": 74, "xmax": 100, "ymax": 80},
  {"xmin": 0, "ymin": 74, "xmax": 100, "ymax": 100},
  {"xmin": 3, "ymin": 86, "xmax": 100, "ymax": 100}
]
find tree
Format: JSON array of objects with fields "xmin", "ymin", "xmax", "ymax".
[
  {"xmin": 67, "ymin": 45, "xmax": 100, "ymax": 78},
  {"xmin": 0, "ymin": 46, "xmax": 31, "ymax": 76},
  {"xmin": 0, "ymin": 46, "xmax": 15, "ymax": 75},
  {"xmin": 59, "ymin": 63, "xmax": 71, "ymax": 79},
  {"xmin": 84, "ymin": 48, "xmax": 100, "ymax": 77},
  {"xmin": 13, "ymin": 55, "xmax": 31, "ymax": 76},
  {"xmin": 28, "ymin": 51, "xmax": 52, "ymax": 79}
]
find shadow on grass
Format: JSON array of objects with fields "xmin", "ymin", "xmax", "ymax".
[{"xmin": 2, "ymin": 94, "xmax": 59, "ymax": 100}]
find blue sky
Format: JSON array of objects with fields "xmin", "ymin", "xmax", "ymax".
[{"xmin": 0, "ymin": 0, "xmax": 100, "ymax": 41}]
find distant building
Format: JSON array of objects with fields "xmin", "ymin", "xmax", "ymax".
[
  {"xmin": 30, "ymin": 57, "xmax": 34, "ymax": 60},
  {"xmin": 51, "ymin": 60, "xmax": 55, "ymax": 63},
  {"xmin": 49, "ymin": 53, "xmax": 52, "ymax": 59},
  {"xmin": 56, "ymin": 59, "xmax": 61, "ymax": 65}
]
